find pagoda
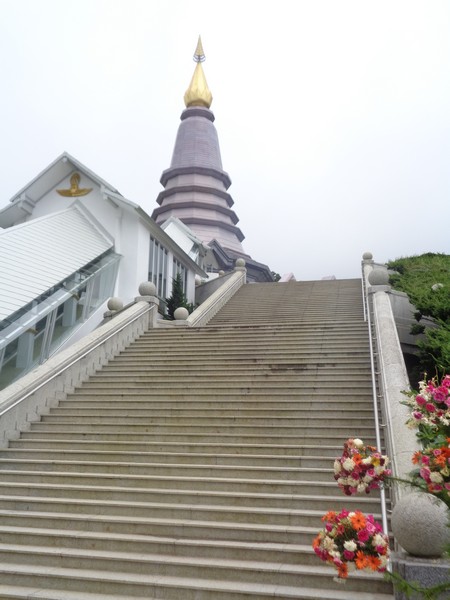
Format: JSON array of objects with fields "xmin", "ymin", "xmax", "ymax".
[{"xmin": 152, "ymin": 38, "xmax": 249, "ymax": 258}]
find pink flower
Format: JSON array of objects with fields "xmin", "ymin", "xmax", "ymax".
[
  {"xmin": 419, "ymin": 467, "xmax": 431, "ymax": 481},
  {"xmin": 425, "ymin": 403, "xmax": 436, "ymax": 413},
  {"xmin": 357, "ymin": 529, "xmax": 370, "ymax": 542},
  {"xmin": 413, "ymin": 411, "xmax": 423, "ymax": 420},
  {"xmin": 415, "ymin": 395, "xmax": 426, "ymax": 406},
  {"xmin": 442, "ymin": 376, "xmax": 450, "ymax": 388},
  {"xmin": 421, "ymin": 455, "xmax": 430, "ymax": 465},
  {"xmin": 365, "ymin": 521, "xmax": 376, "ymax": 534},
  {"xmin": 343, "ymin": 550, "xmax": 355, "ymax": 560},
  {"xmin": 433, "ymin": 390, "xmax": 446, "ymax": 403}
]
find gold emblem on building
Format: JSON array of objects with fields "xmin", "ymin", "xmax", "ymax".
[{"xmin": 57, "ymin": 173, "xmax": 92, "ymax": 197}]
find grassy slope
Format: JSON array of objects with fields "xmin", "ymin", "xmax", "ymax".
[{"xmin": 387, "ymin": 253, "xmax": 450, "ymax": 377}]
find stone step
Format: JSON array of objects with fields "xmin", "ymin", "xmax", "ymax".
[
  {"xmin": 19, "ymin": 431, "xmax": 379, "ymax": 445},
  {"xmin": 125, "ymin": 340, "xmax": 370, "ymax": 352},
  {"xmin": 88, "ymin": 373, "xmax": 371, "ymax": 383},
  {"xmin": 38, "ymin": 414, "xmax": 375, "ymax": 428},
  {"xmin": 0, "ymin": 495, "xmax": 347, "ymax": 527},
  {"xmin": 0, "ymin": 459, "xmax": 336, "ymax": 482},
  {"xmin": 132, "ymin": 335, "xmax": 370, "ymax": 347},
  {"xmin": 0, "ymin": 483, "xmax": 385, "ymax": 511},
  {"xmin": 27, "ymin": 422, "xmax": 377, "ymax": 437},
  {"xmin": 8, "ymin": 439, "xmax": 346, "ymax": 456},
  {"xmin": 60, "ymin": 395, "xmax": 376, "ymax": 407},
  {"xmin": 0, "ymin": 449, "xmax": 340, "ymax": 468},
  {"xmin": 38, "ymin": 410, "xmax": 373, "ymax": 426},
  {"xmin": 114, "ymin": 350, "xmax": 370, "ymax": 360},
  {"xmin": 51, "ymin": 404, "xmax": 376, "ymax": 416},
  {"xmin": 0, "ymin": 527, "xmax": 324, "ymax": 564},
  {"xmin": 0, "ymin": 470, "xmax": 367, "ymax": 496},
  {"xmin": 0, "ymin": 544, "xmax": 391, "ymax": 593},
  {"xmin": 107, "ymin": 356, "xmax": 372, "ymax": 367},
  {"xmin": 67, "ymin": 390, "xmax": 374, "ymax": 400},
  {"xmin": 0, "ymin": 563, "xmax": 393, "ymax": 599},
  {"xmin": 0, "ymin": 509, "xmax": 331, "ymax": 544},
  {"xmin": 72, "ymin": 381, "xmax": 372, "ymax": 397},
  {"xmin": 99, "ymin": 365, "xmax": 372, "ymax": 375}
]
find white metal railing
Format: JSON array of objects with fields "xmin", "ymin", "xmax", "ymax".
[{"xmin": 361, "ymin": 263, "xmax": 389, "ymax": 537}]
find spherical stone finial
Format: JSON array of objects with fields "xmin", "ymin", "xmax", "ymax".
[
  {"xmin": 362, "ymin": 251, "xmax": 373, "ymax": 260},
  {"xmin": 107, "ymin": 297, "xmax": 123, "ymax": 312},
  {"xmin": 235, "ymin": 258, "xmax": 246, "ymax": 268},
  {"xmin": 138, "ymin": 281, "xmax": 157, "ymax": 296},
  {"xmin": 218, "ymin": 270, "xmax": 225, "ymax": 276},
  {"xmin": 391, "ymin": 493, "xmax": 450, "ymax": 557},
  {"xmin": 195, "ymin": 275, "xmax": 202, "ymax": 286},
  {"xmin": 174, "ymin": 307, "xmax": 189, "ymax": 320},
  {"xmin": 368, "ymin": 268, "xmax": 390, "ymax": 286}
]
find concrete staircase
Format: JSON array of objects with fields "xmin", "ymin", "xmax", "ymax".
[{"xmin": 0, "ymin": 279, "xmax": 393, "ymax": 599}]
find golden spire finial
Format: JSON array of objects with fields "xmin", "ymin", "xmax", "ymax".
[{"xmin": 184, "ymin": 36, "xmax": 212, "ymax": 108}]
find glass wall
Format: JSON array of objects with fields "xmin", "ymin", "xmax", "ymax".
[
  {"xmin": 0, "ymin": 251, "xmax": 120, "ymax": 391},
  {"xmin": 148, "ymin": 236, "xmax": 168, "ymax": 299}
]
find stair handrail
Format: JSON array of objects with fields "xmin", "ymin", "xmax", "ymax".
[
  {"xmin": 186, "ymin": 268, "xmax": 246, "ymax": 328},
  {"xmin": 361, "ymin": 259, "xmax": 390, "ymax": 537}
]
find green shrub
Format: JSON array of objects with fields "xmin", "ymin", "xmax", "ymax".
[{"xmin": 165, "ymin": 272, "xmax": 195, "ymax": 320}]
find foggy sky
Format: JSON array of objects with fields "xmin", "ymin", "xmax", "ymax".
[{"xmin": 0, "ymin": 0, "xmax": 449, "ymax": 280}]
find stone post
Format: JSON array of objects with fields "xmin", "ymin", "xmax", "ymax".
[{"xmin": 135, "ymin": 282, "xmax": 160, "ymax": 328}]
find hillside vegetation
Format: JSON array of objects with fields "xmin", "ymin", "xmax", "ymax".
[{"xmin": 387, "ymin": 253, "xmax": 450, "ymax": 378}]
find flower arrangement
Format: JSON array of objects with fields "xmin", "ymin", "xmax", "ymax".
[
  {"xmin": 412, "ymin": 438, "xmax": 450, "ymax": 501},
  {"xmin": 333, "ymin": 438, "xmax": 391, "ymax": 495},
  {"xmin": 313, "ymin": 510, "xmax": 390, "ymax": 581},
  {"xmin": 403, "ymin": 374, "xmax": 450, "ymax": 432}
]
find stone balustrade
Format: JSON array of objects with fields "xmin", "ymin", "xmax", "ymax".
[{"xmin": 0, "ymin": 299, "xmax": 155, "ymax": 448}]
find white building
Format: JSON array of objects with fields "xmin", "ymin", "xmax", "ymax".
[{"xmin": 0, "ymin": 152, "xmax": 205, "ymax": 390}]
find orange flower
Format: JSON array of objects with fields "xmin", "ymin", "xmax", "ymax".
[
  {"xmin": 435, "ymin": 454, "xmax": 446, "ymax": 467},
  {"xmin": 367, "ymin": 555, "xmax": 381, "ymax": 571},
  {"xmin": 322, "ymin": 511, "xmax": 336, "ymax": 522},
  {"xmin": 337, "ymin": 563, "xmax": 348, "ymax": 579},
  {"xmin": 355, "ymin": 551, "xmax": 369, "ymax": 570},
  {"xmin": 350, "ymin": 511, "xmax": 366, "ymax": 530},
  {"xmin": 353, "ymin": 454, "xmax": 362, "ymax": 464},
  {"xmin": 412, "ymin": 451, "xmax": 422, "ymax": 464},
  {"xmin": 312, "ymin": 534, "xmax": 321, "ymax": 549}
]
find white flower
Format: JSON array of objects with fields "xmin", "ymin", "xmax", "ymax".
[
  {"xmin": 353, "ymin": 438, "xmax": 364, "ymax": 448},
  {"xmin": 342, "ymin": 457, "xmax": 355, "ymax": 471},
  {"xmin": 323, "ymin": 536, "xmax": 335, "ymax": 550},
  {"xmin": 348, "ymin": 478, "xmax": 359, "ymax": 487},
  {"xmin": 374, "ymin": 465, "xmax": 385, "ymax": 475},
  {"xmin": 429, "ymin": 472, "xmax": 444, "ymax": 483},
  {"xmin": 379, "ymin": 555, "xmax": 388, "ymax": 567},
  {"xmin": 357, "ymin": 483, "xmax": 367, "ymax": 493},
  {"xmin": 344, "ymin": 540, "xmax": 357, "ymax": 552},
  {"xmin": 334, "ymin": 460, "xmax": 342, "ymax": 474},
  {"xmin": 372, "ymin": 534, "xmax": 386, "ymax": 547},
  {"xmin": 362, "ymin": 457, "xmax": 372, "ymax": 465}
]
